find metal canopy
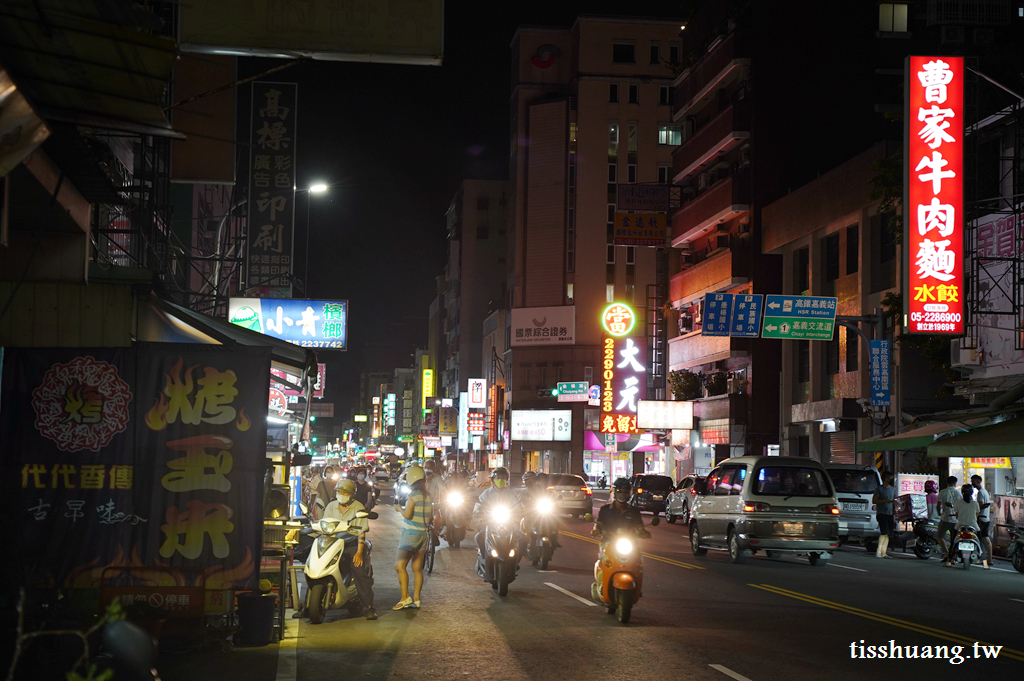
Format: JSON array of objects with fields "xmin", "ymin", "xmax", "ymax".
[
  {"xmin": 0, "ymin": 2, "xmax": 181, "ymax": 139},
  {"xmin": 856, "ymin": 417, "xmax": 991, "ymax": 452},
  {"xmin": 927, "ymin": 418, "xmax": 1024, "ymax": 457}
]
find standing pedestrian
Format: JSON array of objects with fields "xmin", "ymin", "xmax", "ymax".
[
  {"xmin": 971, "ymin": 475, "xmax": 993, "ymax": 568},
  {"xmin": 936, "ymin": 476, "xmax": 959, "ymax": 561},
  {"xmin": 871, "ymin": 471, "xmax": 897, "ymax": 558},
  {"xmin": 393, "ymin": 465, "xmax": 431, "ymax": 610},
  {"xmin": 925, "ymin": 480, "xmax": 939, "ymax": 521}
]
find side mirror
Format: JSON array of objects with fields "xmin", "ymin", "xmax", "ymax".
[
  {"xmin": 650, "ymin": 515, "xmax": 661, "ymax": 526},
  {"xmin": 103, "ymin": 620, "xmax": 156, "ymax": 678},
  {"xmin": 299, "ymin": 502, "xmax": 309, "ymax": 515},
  {"xmin": 584, "ymin": 513, "xmax": 593, "ymax": 522}
]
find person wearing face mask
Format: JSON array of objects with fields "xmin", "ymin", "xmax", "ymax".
[
  {"xmin": 350, "ymin": 467, "xmax": 374, "ymax": 508},
  {"xmin": 321, "ymin": 479, "xmax": 377, "ymax": 620},
  {"xmin": 592, "ymin": 478, "xmax": 649, "ymax": 539},
  {"xmin": 472, "ymin": 467, "xmax": 526, "ymax": 560}
]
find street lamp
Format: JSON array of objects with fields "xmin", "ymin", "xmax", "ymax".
[
  {"xmin": 298, "ymin": 182, "xmax": 330, "ymax": 295},
  {"xmin": 309, "ymin": 183, "xmax": 328, "ymax": 194}
]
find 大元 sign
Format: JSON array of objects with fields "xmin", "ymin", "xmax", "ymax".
[
  {"xmin": 229, "ymin": 298, "xmax": 347, "ymax": 350},
  {"xmin": 905, "ymin": 56, "xmax": 964, "ymax": 335},
  {"xmin": 509, "ymin": 306, "xmax": 575, "ymax": 347},
  {"xmin": 600, "ymin": 335, "xmax": 646, "ymax": 434}
]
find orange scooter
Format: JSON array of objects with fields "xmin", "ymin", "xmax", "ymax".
[{"xmin": 589, "ymin": 516, "xmax": 658, "ymax": 624}]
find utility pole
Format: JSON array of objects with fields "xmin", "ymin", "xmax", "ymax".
[{"xmin": 835, "ymin": 307, "xmax": 888, "ymax": 468}]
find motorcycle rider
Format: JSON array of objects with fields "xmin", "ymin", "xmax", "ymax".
[
  {"xmin": 473, "ymin": 467, "xmax": 526, "ymax": 561},
  {"xmin": 321, "ymin": 478, "xmax": 378, "ymax": 620},
  {"xmin": 521, "ymin": 471, "xmax": 562, "ymax": 550},
  {"xmin": 592, "ymin": 478, "xmax": 650, "ymax": 540}
]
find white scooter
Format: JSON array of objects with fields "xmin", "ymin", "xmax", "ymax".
[{"xmin": 303, "ymin": 509, "xmax": 378, "ymax": 624}]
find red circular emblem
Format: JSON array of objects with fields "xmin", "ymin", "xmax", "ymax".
[{"xmin": 32, "ymin": 356, "xmax": 133, "ymax": 452}]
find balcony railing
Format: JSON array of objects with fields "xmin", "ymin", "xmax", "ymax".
[
  {"xmin": 673, "ymin": 100, "xmax": 750, "ymax": 181},
  {"xmin": 671, "ymin": 170, "xmax": 751, "ymax": 243},
  {"xmin": 668, "ymin": 333, "xmax": 745, "ymax": 370},
  {"xmin": 670, "ymin": 245, "xmax": 750, "ymax": 304},
  {"xmin": 674, "ymin": 32, "xmax": 749, "ymax": 117}
]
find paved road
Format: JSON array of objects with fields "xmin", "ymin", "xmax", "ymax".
[{"xmin": 160, "ymin": 487, "xmax": 1024, "ymax": 681}]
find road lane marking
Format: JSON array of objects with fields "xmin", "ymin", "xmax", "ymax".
[
  {"xmin": 275, "ymin": 611, "xmax": 299, "ymax": 681},
  {"xmin": 748, "ymin": 583, "xmax": 1024, "ymax": 662},
  {"xmin": 545, "ymin": 582, "xmax": 598, "ymax": 607},
  {"xmin": 1011, "ymin": 598, "xmax": 1024, "ymax": 604},
  {"xmin": 709, "ymin": 664, "xmax": 754, "ymax": 681},
  {"xmin": 562, "ymin": 531, "xmax": 704, "ymax": 570},
  {"xmin": 827, "ymin": 562, "xmax": 867, "ymax": 572}
]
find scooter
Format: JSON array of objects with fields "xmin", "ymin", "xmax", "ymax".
[
  {"xmin": 1006, "ymin": 526, "xmax": 1024, "ymax": 573},
  {"xmin": 475, "ymin": 505, "xmax": 522, "ymax": 596},
  {"xmin": 904, "ymin": 518, "xmax": 941, "ymax": 559},
  {"xmin": 525, "ymin": 496, "xmax": 560, "ymax": 570},
  {"xmin": 304, "ymin": 510, "xmax": 378, "ymax": 624},
  {"xmin": 949, "ymin": 526, "xmax": 984, "ymax": 570},
  {"xmin": 591, "ymin": 516, "xmax": 659, "ymax": 624},
  {"xmin": 443, "ymin": 489, "xmax": 468, "ymax": 548}
]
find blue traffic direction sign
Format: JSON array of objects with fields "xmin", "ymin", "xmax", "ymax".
[
  {"xmin": 701, "ymin": 293, "xmax": 733, "ymax": 336},
  {"xmin": 701, "ymin": 293, "xmax": 764, "ymax": 338}
]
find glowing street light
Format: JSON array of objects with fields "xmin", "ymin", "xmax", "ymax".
[{"xmin": 309, "ymin": 183, "xmax": 328, "ymax": 194}]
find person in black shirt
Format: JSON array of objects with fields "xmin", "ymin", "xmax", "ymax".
[{"xmin": 592, "ymin": 478, "xmax": 650, "ymax": 539}]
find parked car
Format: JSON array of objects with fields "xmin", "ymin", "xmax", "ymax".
[
  {"xmin": 665, "ymin": 475, "xmax": 703, "ymax": 524},
  {"xmin": 628, "ymin": 474, "xmax": 674, "ymax": 515},
  {"xmin": 824, "ymin": 464, "xmax": 882, "ymax": 553},
  {"xmin": 689, "ymin": 456, "xmax": 841, "ymax": 566},
  {"xmin": 537, "ymin": 473, "xmax": 593, "ymax": 518}
]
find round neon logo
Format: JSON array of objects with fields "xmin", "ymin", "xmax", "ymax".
[{"xmin": 602, "ymin": 303, "xmax": 636, "ymax": 336}]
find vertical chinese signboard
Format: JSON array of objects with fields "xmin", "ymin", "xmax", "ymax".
[
  {"xmin": 905, "ymin": 56, "xmax": 964, "ymax": 334},
  {"xmin": 1, "ymin": 344, "xmax": 269, "ymax": 591},
  {"xmin": 600, "ymin": 303, "xmax": 646, "ymax": 434},
  {"xmin": 248, "ymin": 81, "xmax": 297, "ymax": 296}
]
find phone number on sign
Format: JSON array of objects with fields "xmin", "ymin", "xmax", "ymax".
[{"xmin": 287, "ymin": 340, "xmax": 344, "ymax": 349}]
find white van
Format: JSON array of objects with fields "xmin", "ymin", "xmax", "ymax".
[{"xmin": 689, "ymin": 456, "xmax": 841, "ymax": 566}]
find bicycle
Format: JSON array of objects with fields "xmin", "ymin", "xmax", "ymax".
[{"xmin": 425, "ymin": 521, "xmax": 438, "ymax": 574}]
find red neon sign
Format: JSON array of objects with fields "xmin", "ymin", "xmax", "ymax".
[{"xmin": 906, "ymin": 56, "xmax": 964, "ymax": 335}]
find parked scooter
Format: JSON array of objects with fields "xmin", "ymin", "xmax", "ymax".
[
  {"xmin": 304, "ymin": 510, "xmax": 379, "ymax": 624},
  {"xmin": 904, "ymin": 518, "xmax": 941, "ymax": 559},
  {"xmin": 590, "ymin": 515, "xmax": 659, "ymax": 624},
  {"xmin": 443, "ymin": 489, "xmax": 469, "ymax": 548},
  {"xmin": 475, "ymin": 505, "xmax": 522, "ymax": 596},
  {"xmin": 949, "ymin": 526, "xmax": 985, "ymax": 570},
  {"xmin": 1006, "ymin": 526, "xmax": 1024, "ymax": 573},
  {"xmin": 525, "ymin": 496, "xmax": 560, "ymax": 570}
]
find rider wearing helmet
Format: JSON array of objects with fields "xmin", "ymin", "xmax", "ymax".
[
  {"xmin": 521, "ymin": 471, "xmax": 562, "ymax": 550},
  {"xmin": 924, "ymin": 480, "xmax": 939, "ymax": 521},
  {"xmin": 472, "ymin": 467, "xmax": 526, "ymax": 558},
  {"xmin": 592, "ymin": 478, "xmax": 649, "ymax": 539},
  {"xmin": 321, "ymin": 478, "xmax": 377, "ymax": 620}
]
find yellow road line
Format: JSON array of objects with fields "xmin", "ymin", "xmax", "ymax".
[
  {"xmin": 561, "ymin": 531, "xmax": 704, "ymax": 570},
  {"xmin": 749, "ymin": 583, "xmax": 1024, "ymax": 662}
]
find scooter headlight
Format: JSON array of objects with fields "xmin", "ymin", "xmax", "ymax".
[
  {"xmin": 400, "ymin": 485, "xmax": 410, "ymax": 495},
  {"xmin": 536, "ymin": 498, "xmax": 554, "ymax": 514},
  {"xmin": 490, "ymin": 549, "xmax": 499, "ymax": 558},
  {"xmin": 491, "ymin": 506, "xmax": 511, "ymax": 523},
  {"xmin": 448, "ymin": 492, "xmax": 464, "ymax": 506},
  {"xmin": 615, "ymin": 538, "xmax": 634, "ymax": 556},
  {"xmin": 509, "ymin": 549, "xmax": 516, "ymax": 558}
]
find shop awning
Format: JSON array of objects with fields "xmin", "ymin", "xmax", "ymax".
[
  {"xmin": 856, "ymin": 417, "xmax": 991, "ymax": 452},
  {"xmin": 138, "ymin": 296, "xmax": 316, "ymax": 384},
  {"xmin": 927, "ymin": 418, "xmax": 1024, "ymax": 457}
]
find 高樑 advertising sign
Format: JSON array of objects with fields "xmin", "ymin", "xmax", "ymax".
[
  {"xmin": 229, "ymin": 298, "xmax": 347, "ymax": 349},
  {"xmin": 905, "ymin": 56, "xmax": 964, "ymax": 334}
]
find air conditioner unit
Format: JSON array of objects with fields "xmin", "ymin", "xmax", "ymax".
[
  {"xmin": 941, "ymin": 25, "xmax": 965, "ymax": 44},
  {"xmin": 678, "ymin": 313, "xmax": 694, "ymax": 335},
  {"xmin": 739, "ymin": 145, "xmax": 751, "ymax": 166},
  {"xmin": 950, "ymin": 339, "xmax": 981, "ymax": 367}
]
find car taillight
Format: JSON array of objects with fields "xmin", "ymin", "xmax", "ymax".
[
  {"xmin": 690, "ymin": 489, "xmax": 697, "ymax": 496},
  {"xmin": 743, "ymin": 501, "xmax": 771, "ymax": 512},
  {"xmin": 582, "ymin": 487, "xmax": 592, "ymax": 496},
  {"xmin": 819, "ymin": 504, "xmax": 840, "ymax": 515},
  {"xmin": 636, "ymin": 488, "xmax": 644, "ymax": 494}
]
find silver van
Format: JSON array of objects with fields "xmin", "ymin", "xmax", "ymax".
[
  {"xmin": 824, "ymin": 464, "xmax": 881, "ymax": 552},
  {"xmin": 689, "ymin": 456, "xmax": 841, "ymax": 566}
]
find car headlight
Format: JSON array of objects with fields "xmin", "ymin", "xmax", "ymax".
[
  {"xmin": 615, "ymin": 538, "xmax": 634, "ymax": 556},
  {"xmin": 491, "ymin": 506, "xmax": 511, "ymax": 523},
  {"xmin": 536, "ymin": 498, "xmax": 554, "ymax": 514},
  {"xmin": 448, "ymin": 493, "xmax": 463, "ymax": 506},
  {"xmin": 400, "ymin": 485, "xmax": 410, "ymax": 494}
]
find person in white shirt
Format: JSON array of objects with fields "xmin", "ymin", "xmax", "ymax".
[
  {"xmin": 948, "ymin": 484, "xmax": 989, "ymax": 569},
  {"xmin": 321, "ymin": 479, "xmax": 377, "ymax": 619},
  {"xmin": 971, "ymin": 474, "xmax": 993, "ymax": 565},
  {"xmin": 936, "ymin": 476, "xmax": 960, "ymax": 561}
]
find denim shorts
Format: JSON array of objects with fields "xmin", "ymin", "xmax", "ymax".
[{"xmin": 398, "ymin": 529, "xmax": 428, "ymax": 552}]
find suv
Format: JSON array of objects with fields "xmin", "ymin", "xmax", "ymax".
[
  {"xmin": 824, "ymin": 464, "xmax": 881, "ymax": 553},
  {"xmin": 665, "ymin": 475, "xmax": 702, "ymax": 524},
  {"xmin": 537, "ymin": 473, "xmax": 593, "ymax": 518},
  {"xmin": 689, "ymin": 456, "xmax": 841, "ymax": 566},
  {"xmin": 629, "ymin": 474, "xmax": 674, "ymax": 515}
]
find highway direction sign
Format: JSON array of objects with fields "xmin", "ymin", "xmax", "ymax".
[{"xmin": 761, "ymin": 295, "xmax": 838, "ymax": 340}]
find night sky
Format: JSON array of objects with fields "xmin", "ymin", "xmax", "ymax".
[{"xmin": 237, "ymin": 2, "xmax": 685, "ymax": 421}]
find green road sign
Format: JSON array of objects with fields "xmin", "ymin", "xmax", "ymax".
[
  {"xmin": 760, "ymin": 295, "xmax": 838, "ymax": 340},
  {"xmin": 556, "ymin": 381, "xmax": 588, "ymax": 395}
]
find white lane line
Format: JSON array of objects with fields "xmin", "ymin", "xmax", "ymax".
[
  {"xmin": 544, "ymin": 582, "xmax": 598, "ymax": 607},
  {"xmin": 827, "ymin": 562, "xmax": 868, "ymax": 572},
  {"xmin": 1011, "ymin": 598, "xmax": 1024, "ymax": 604},
  {"xmin": 709, "ymin": 663, "xmax": 754, "ymax": 681},
  {"xmin": 275, "ymin": 611, "xmax": 299, "ymax": 681}
]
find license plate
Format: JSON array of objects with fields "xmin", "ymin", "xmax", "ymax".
[
  {"xmin": 559, "ymin": 490, "xmax": 576, "ymax": 497},
  {"xmin": 652, "ymin": 495, "xmax": 664, "ymax": 500},
  {"xmin": 958, "ymin": 542, "xmax": 974, "ymax": 551},
  {"xmin": 841, "ymin": 502, "xmax": 867, "ymax": 511},
  {"xmin": 781, "ymin": 522, "xmax": 802, "ymax": 534},
  {"xmin": 905, "ymin": 538, "xmax": 917, "ymax": 548}
]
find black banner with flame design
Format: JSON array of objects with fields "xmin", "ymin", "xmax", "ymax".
[{"xmin": 0, "ymin": 343, "xmax": 270, "ymax": 590}]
